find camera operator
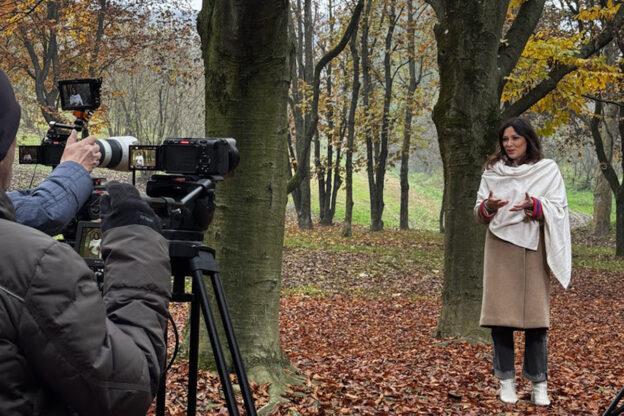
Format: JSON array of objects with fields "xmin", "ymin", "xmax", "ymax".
[
  {"xmin": 1, "ymin": 70, "xmax": 172, "ymax": 415},
  {"xmin": 0, "ymin": 69, "xmax": 100, "ymax": 236}
]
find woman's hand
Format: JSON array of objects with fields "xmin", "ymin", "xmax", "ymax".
[
  {"xmin": 510, "ymin": 192, "xmax": 532, "ymax": 212},
  {"xmin": 485, "ymin": 190, "xmax": 509, "ymax": 212}
]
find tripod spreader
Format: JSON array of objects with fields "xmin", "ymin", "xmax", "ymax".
[{"xmin": 156, "ymin": 239, "xmax": 257, "ymax": 416}]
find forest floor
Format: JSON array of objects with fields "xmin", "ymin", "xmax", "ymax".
[
  {"xmin": 149, "ymin": 217, "xmax": 623, "ymax": 416},
  {"xmin": 11, "ymin": 158, "xmax": 620, "ymax": 415}
]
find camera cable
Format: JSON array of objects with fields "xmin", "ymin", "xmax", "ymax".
[
  {"xmin": 27, "ymin": 163, "xmax": 38, "ymax": 189},
  {"xmin": 165, "ymin": 311, "xmax": 180, "ymax": 373}
]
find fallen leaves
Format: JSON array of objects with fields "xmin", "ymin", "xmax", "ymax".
[{"xmin": 151, "ymin": 220, "xmax": 623, "ymax": 415}]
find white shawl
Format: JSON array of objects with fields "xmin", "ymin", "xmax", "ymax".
[{"xmin": 475, "ymin": 159, "xmax": 572, "ymax": 289}]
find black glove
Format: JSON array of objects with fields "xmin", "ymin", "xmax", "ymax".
[{"xmin": 100, "ymin": 181, "xmax": 161, "ymax": 233}]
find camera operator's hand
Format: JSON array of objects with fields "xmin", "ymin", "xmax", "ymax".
[
  {"xmin": 60, "ymin": 129, "xmax": 101, "ymax": 173},
  {"xmin": 100, "ymin": 181, "xmax": 161, "ymax": 233}
]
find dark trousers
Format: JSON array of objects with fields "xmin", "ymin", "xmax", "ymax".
[{"xmin": 491, "ymin": 326, "xmax": 548, "ymax": 382}]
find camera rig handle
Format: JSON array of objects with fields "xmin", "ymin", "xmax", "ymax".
[{"xmin": 49, "ymin": 109, "xmax": 93, "ymax": 138}]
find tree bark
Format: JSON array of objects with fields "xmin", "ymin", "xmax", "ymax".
[
  {"xmin": 18, "ymin": 0, "xmax": 61, "ymax": 124},
  {"xmin": 360, "ymin": 0, "xmax": 374, "ymax": 229},
  {"xmin": 367, "ymin": 0, "xmax": 396, "ymax": 232},
  {"xmin": 342, "ymin": 17, "xmax": 360, "ymax": 238},
  {"xmin": 292, "ymin": 0, "xmax": 314, "ymax": 229},
  {"xmin": 591, "ymin": 100, "xmax": 624, "ymax": 256},
  {"xmin": 318, "ymin": 0, "xmax": 345, "ymax": 226},
  {"xmin": 592, "ymin": 102, "xmax": 616, "ymax": 237},
  {"xmin": 317, "ymin": 0, "xmax": 335, "ymax": 226},
  {"xmin": 197, "ymin": 0, "xmax": 294, "ymax": 388},
  {"xmin": 427, "ymin": 0, "xmax": 541, "ymax": 341},
  {"xmin": 400, "ymin": 0, "xmax": 418, "ymax": 230}
]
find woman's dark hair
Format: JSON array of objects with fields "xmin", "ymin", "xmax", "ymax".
[{"xmin": 484, "ymin": 117, "xmax": 543, "ymax": 169}]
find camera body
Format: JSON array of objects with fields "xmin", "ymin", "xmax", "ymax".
[
  {"xmin": 71, "ymin": 138, "xmax": 239, "ymax": 270},
  {"xmin": 129, "ymin": 138, "xmax": 239, "ymax": 177}
]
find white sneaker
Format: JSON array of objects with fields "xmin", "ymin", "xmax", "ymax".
[
  {"xmin": 531, "ymin": 381, "xmax": 551, "ymax": 406},
  {"xmin": 499, "ymin": 379, "xmax": 518, "ymax": 404}
]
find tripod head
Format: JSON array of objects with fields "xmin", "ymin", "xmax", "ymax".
[{"xmin": 142, "ymin": 174, "xmax": 222, "ymax": 242}]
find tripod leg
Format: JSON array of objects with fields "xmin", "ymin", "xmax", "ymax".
[
  {"xmin": 209, "ymin": 272, "xmax": 258, "ymax": 416},
  {"xmin": 155, "ymin": 325, "xmax": 168, "ymax": 416},
  {"xmin": 192, "ymin": 273, "xmax": 240, "ymax": 416},
  {"xmin": 187, "ymin": 290, "xmax": 200, "ymax": 416},
  {"xmin": 603, "ymin": 387, "xmax": 624, "ymax": 416}
]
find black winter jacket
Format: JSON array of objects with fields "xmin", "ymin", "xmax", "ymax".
[{"xmin": 0, "ymin": 187, "xmax": 171, "ymax": 415}]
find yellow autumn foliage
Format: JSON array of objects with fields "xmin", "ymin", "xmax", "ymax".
[{"xmin": 502, "ymin": 2, "xmax": 623, "ymax": 135}]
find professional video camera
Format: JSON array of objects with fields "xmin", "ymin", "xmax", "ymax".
[
  {"xmin": 17, "ymin": 76, "xmax": 254, "ymax": 414},
  {"xmin": 18, "ymin": 78, "xmax": 135, "ymax": 170},
  {"xmin": 71, "ymin": 137, "xmax": 239, "ymax": 265},
  {"xmin": 70, "ymin": 136, "xmax": 253, "ymax": 416},
  {"xmin": 128, "ymin": 137, "xmax": 239, "ymax": 177}
]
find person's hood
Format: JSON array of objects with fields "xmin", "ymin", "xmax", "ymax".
[{"xmin": 0, "ymin": 69, "xmax": 21, "ymax": 162}]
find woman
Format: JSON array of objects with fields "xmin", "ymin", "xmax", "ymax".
[
  {"xmin": 69, "ymin": 86, "xmax": 83, "ymax": 106},
  {"xmin": 88, "ymin": 230, "xmax": 102, "ymax": 257},
  {"xmin": 474, "ymin": 117, "xmax": 571, "ymax": 406}
]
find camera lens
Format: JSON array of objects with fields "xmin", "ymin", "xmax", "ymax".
[{"xmin": 97, "ymin": 136, "xmax": 137, "ymax": 171}]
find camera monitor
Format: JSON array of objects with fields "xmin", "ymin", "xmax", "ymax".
[
  {"xmin": 58, "ymin": 78, "xmax": 102, "ymax": 111},
  {"xmin": 129, "ymin": 145, "xmax": 159, "ymax": 170},
  {"xmin": 74, "ymin": 221, "xmax": 104, "ymax": 268},
  {"xmin": 19, "ymin": 145, "xmax": 40, "ymax": 164}
]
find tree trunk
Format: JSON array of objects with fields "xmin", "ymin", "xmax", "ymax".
[
  {"xmin": 593, "ymin": 102, "xmax": 616, "ymax": 237},
  {"xmin": 342, "ymin": 18, "xmax": 360, "ymax": 238},
  {"xmin": 296, "ymin": 0, "xmax": 314, "ymax": 229},
  {"xmin": 367, "ymin": 0, "xmax": 396, "ymax": 232},
  {"xmin": 288, "ymin": 0, "xmax": 314, "ymax": 230},
  {"xmin": 429, "ymin": 0, "xmax": 510, "ymax": 341},
  {"xmin": 616, "ymin": 107, "xmax": 624, "ymax": 256},
  {"xmin": 18, "ymin": 1, "xmax": 61, "ymax": 124},
  {"xmin": 617, "ymin": 195, "xmax": 624, "ymax": 256},
  {"xmin": 197, "ymin": 0, "xmax": 293, "ymax": 388},
  {"xmin": 360, "ymin": 0, "xmax": 377, "ymax": 231},
  {"xmin": 317, "ymin": 0, "xmax": 333, "ymax": 226},
  {"xmin": 591, "ymin": 100, "xmax": 624, "ymax": 256},
  {"xmin": 400, "ymin": 0, "xmax": 417, "ymax": 231}
]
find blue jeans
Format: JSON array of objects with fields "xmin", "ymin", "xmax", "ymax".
[{"xmin": 491, "ymin": 326, "xmax": 548, "ymax": 382}]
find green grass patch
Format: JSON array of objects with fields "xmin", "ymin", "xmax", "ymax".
[
  {"xmin": 572, "ymin": 244, "xmax": 624, "ymax": 272},
  {"xmin": 291, "ymin": 169, "xmax": 444, "ymax": 230},
  {"xmin": 565, "ymin": 179, "xmax": 616, "ymax": 222}
]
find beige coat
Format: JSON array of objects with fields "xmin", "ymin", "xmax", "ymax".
[{"xmin": 479, "ymin": 228, "xmax": 551, "ymax": 328}]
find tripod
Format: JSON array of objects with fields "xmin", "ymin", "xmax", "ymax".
[{"xmin": 155, "ymin": 233, "xmax": 257, "ymax": 416}]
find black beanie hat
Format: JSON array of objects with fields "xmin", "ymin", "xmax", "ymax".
[{"xmin": 0, "ymin": 69, "xmax": 21, "ymax": 162}]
